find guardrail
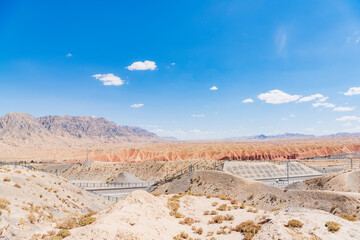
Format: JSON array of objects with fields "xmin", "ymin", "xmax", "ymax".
[{"xmin": 71, "ymin": 181, "xmax": 155, "ymax": 189}]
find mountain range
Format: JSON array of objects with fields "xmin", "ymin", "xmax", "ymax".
[{"xmin": 0, "ymin": 112, "xmax": 160, "ymax": 148}]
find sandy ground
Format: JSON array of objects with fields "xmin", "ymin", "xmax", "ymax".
[
  {"xmin": 66, "ymin": 190, "xmax": 360, "ymax": 240},
  {"xmin": 300, "ymin": 170, "xmax": 360, "ymax": 192},
  {"xmin": 0, "ymin": 167, "xmax": 108, "ymax": 239},
  {"xmin": 153, "ymin": 170, "xmax": 360, "ymax": 219}
]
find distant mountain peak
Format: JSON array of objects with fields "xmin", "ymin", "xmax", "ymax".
[{"xmin": 0, "ymin": 112, "xmax": 161, "ymax": 147}]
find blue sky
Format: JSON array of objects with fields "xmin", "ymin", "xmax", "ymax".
[{"xmin": 1, "ymin": 0, "xmax": 360, "ymax": 140}]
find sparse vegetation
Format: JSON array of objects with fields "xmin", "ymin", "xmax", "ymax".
[
  {"xmin": 208, "ymin": 215, "xmax": 224, "ymax": 224},
  {"xmin": 56, "ymin": 229, "xmax": 71, "ymax": 238},
  {"xmin": 234, "ymin": 220, "xmax": 261, "ymax": 240},
  {"xmin": 338, "ymin": 214, "xmax": 358, "ymax": 222},
  {"xmin": 287, "ymin": 219, "xmax": 303, "ymax": 228},
  {"xmin": 179, "ymin": 217, "xmax": 195, "ymax": 225},
  {"xmin": 325, "ymin": 221, "xmax": 340, "ymax": 232},
  {"xmin": 217, "ymin": 204, "xmax": 227, "ymax": 211}
]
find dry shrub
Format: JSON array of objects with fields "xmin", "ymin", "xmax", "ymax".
[
  {"xmin": 210, "ymin": 210, "xmax": 217, "ymax": 215},
  {"xmin": 79, "ymin": 215, "xmax": 96, "ymax": 226},
  {"xmin": 230, "ymin": 199, "xmax": 238, "ymax": 205},
  {"xmin": 173, "ymin": 231, "xmax": 189, "ymax": 239},
  {"xmin": 247, "ymin": 208, "xmax": 258, "ymax": 213},
  {"xmin": 56, "ymin": 229, "xmax": 71, "ymax": 238},
  {"xmin": 0, "ymin": 198, "xmax": 10, "ymax": 212},
  {"xmin": 217, "ymin": 204, "xmax": 227, "ymax": 211},
  {"xmin": 27, "ymin": 213, "xmax": 36, "ymax": 224},
  {"xmin": 3, "ymin": 177, "xmax": 10, "ymax": 182},
  {"xmin": 287, "ymin": 219, "xmax": 303, "ymax": 228},
  {"xmin": 204, "ymin": 210, "xmax": 210, "ymax": 215},
  {"xmin": 14, "ymin": 183, "xmax": 21, "ymax": 189},
  {"xmin": 234, "ymin": 221, "xmax": 261, "ymax": 240},
  {"xmin": 239, "ymin": 203, "xmax": 245, "ymax": 209},
  {"xmin": 325, "ymin": 221, "xmax": 340, "ymax": 232},
  {"xmin": 196, "ymin": 227, "xmax": 203, "ymax": 235},
  {"xmin": 208, "ymin": 215, "xmax": 224, "ymax": 224},
  {"xmin": 212, "ymin": 202, "xmax": 218, "ymax": 207},
  {"xmin": 338, "ymin": 214, "xmax": 358, "ymax": 222},
  {"xmin": 179, "ymin": 217, "xmax": 195, "ymax": 226},
  {"xmin": 174, "ymin": 212, "xmax": 185, "ymax": 218},
  {"xmin": 57, "ymin": 216, "xmax": 78, "ymax": 229},
  {"xmin": 224, "ymin": 214, "xmax": 234, "ymax": 221}
]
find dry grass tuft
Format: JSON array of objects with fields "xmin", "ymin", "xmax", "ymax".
[
  {"xmin": 179, "ymin": 217, "xmax": 195, "ymax": 226},
  {"xmin": 217, "ymin": 204, "xmax": 227, "ymax": 211},
  {"xmin": 325, "ymin": 221, "xmax": 340, "ymax": 232},
  {"xmin": 287, "ymin": 219, "xmax": 303, "ymax": 228},
  {"xmin": 234, "ymin": 220, "xmax": 261, "ymax": 240},
  {"xmin": 56, "ymin": 229, "xmax": 71, "ymax": 238},
  {"xmin": 338, "ymin": 214, "xmax": 358, "ymax": 222}
]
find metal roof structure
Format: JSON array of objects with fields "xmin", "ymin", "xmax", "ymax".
[{"xmin": 223, "ymin": 161, "xmax": 321, "ymax": 180}]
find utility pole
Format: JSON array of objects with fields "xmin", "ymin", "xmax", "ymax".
[{"xmin": 287, "ymin": 160, "xmax": 290, "ymax": 185}]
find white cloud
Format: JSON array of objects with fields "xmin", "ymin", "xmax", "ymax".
[
  {"xmin": 297, "ymin": 94, "xmax": 324, "ymax": 103},
  {"xmin": 312, "ymin": 102, "xmax": 335, "ymax": 108},
  {"xmin": 258, "ymin": 90, "xmax": 301, "ymax": 104},
  {"xmin": 126, "ymin": 60, "xmax": 157, "ymax": 71},
  {"xmin": 281, "ymin": 117, "xmax": 288, "ymax": 121},
  {"xmin": 336, "ymin": 116, "xmax": 360, "ymax": 122},
  {"xmin": 191, "ymin": 114, "xmax": 205, "ymax": 117},
  {"xmin": 171, "ymin": 63, "xmax": 176, "ymax": 66},
  {"xmin": 66, "ymin": 53, "xmax": 72, "ymax": 57},
  {"xmin": 289, "ymin": 114, "xmax": 295, "ymax": 118},
  {"xmin": 93, "ymin": 73, "xmax": 124, "ymax": 86},
  {"xmin": 242, "ymin": 98, "xmax": 254, "ymax": 103},
  {"xmin": 130, "ymin": 103, "xmax": 144, "ymax": 108},
  {"xmin": 333, "ymin": 106, "xmax": 355, "ymax": 112},
  {"xmin": 344, "ymin": 87, "xmax": 360, "ymax": 96},
  {"xmin": 210, "ymin": 86, "xmax": 218, "ymax": 91}
]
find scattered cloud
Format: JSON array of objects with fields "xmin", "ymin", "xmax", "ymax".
[
  {"xmin": 281, "ymin": 117, "xmax": 288, "ymax": 121},
  {"xmin": 210, "ymin": 86, "xmax": 218, "ymax": 91},
  {"xmin": 258, "ymin": 90, "xmax": 301, "ymax": 104},
  {"xmin": 312, "ymin": 102, "xmax": 335, "ymax": 108},
  {"xmin": 191, "ymin": 114, "xmax": 205, "ymax": 117},
  {"xmin": 171, "ymin": 63, "xmax": 176, "ymax": 66},
  {"xmin": 336, "ymin": 116, "xmax": 360, "ymax": 122},
  {"xmin": 126, "ymin": 60, "xmax": 157, "ymax": 71},
  {"xmin": 93, "ymin": 73, "xmax": 124, "ymax": 86},
  {"xmin": 344, "ymin": 87, "xmax": 360, "ymax": 96},
  {"xmin": 242, "ymin": 98, "xmax": 254, "ymax": 103},
  {"xmin": 130, "ymin": 103, "xmax": 144, "ymax": 108},
  {"xmin": 297, "ymin": 93, "xmax": 325, "ymax": 103},
  {"xmin": 289, "ymin": 114, "xmax": 295, "ymax": 118},
  {"xmin": 66, "ymin": 53, "xmax": 72, "ymax": 57},
  {"xmin": 333, "ymin": 106, "xmax": 355, "ymax": 112}
]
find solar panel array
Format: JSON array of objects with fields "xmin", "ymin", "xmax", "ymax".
[{"xmin": 223, "ymin": 161, "xmax": 321, "ymax": 180}]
